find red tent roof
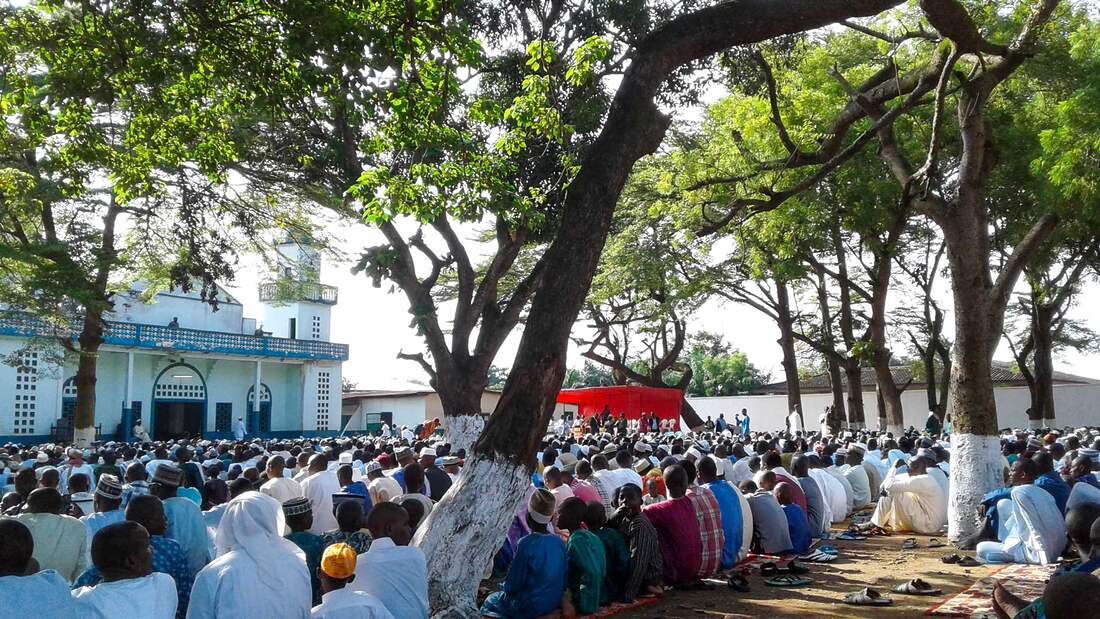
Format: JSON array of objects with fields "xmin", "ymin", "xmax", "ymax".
[{"xmin": 557, "ymin": 385, "xmax": 683, "ymax": 428}]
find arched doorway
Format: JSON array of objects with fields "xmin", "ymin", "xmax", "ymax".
[
  {"xmin": 151, "ymin": 363, "xmax": 207, "ymax": 440},
  {"xmin": 247, "ymin": 383, "xmax": 272, "ymax": 433}
]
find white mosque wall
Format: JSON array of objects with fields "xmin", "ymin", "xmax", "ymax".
[
  {"xmin": 687, "ymin": 383, "xmax": 1100, "ymax": 434},
  {"xmin": 111, "ymin": 288, "xmax": 247, "ymax": 334}
]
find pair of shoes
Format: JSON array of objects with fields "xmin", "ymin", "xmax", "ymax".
[
  {"xmin": 941, "ymin": 554, "xmax": 981, "ymax": 567},
  {"xmin": 892, "ymin": 578, "xmax": 942, "ymax": 596},
  {"xmin": 843, "ymin": 587, "xmax": 892, "ymax": 606}
]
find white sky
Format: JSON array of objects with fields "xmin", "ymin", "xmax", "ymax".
[{"xmin": 221, "ymin": 212, "xmax": 1100, "ymax": 389}]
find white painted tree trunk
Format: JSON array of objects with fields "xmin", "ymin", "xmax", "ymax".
[
  {"xmin": 1044, "ymin": 417, "xmax": 1056, "ymax": 429},
  {"xmin": 887, "ymin": 424, "xmax": 903, "ymax": 436},
  {"xmin": 1028, "ymin": 419, "xmax": 1042, "ymax": 430},
  {"xmin": 948, "ymin": 433, "xmax": 1004, "ymax": 543},
  {"xmin": 413, "ymin": 453, "xmax": 530, "ymax": 618},
  {"xmin": 73, "ymin": 426, "xmax": 96, "ymax": 448},
  {"xmin": 849, "ymin": 421, "xmax": 865, "ymax": 430},
  {"xmin": 443, "ymin": 414, "xmax": 484, "ymax": 455}
]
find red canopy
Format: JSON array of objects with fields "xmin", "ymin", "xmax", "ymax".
[{"xmin": 556, "ymin": 385, "xmax": 683, "ymax": 430}]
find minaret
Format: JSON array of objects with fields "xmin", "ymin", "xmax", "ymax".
[{"xmin": 257, "ymin": 234, "xmax": 338, "ymax": 341}]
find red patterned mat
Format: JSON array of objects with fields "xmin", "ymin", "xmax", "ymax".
[
  {"xmin": 925, "ymin": 563, "xmax": 1056, "ymax": 617},
  {"xmin": 588, "ymin": 596, "xmax": 662, "ymax": 617}
]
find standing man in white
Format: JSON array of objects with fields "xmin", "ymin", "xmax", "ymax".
[
  {"xmin": 233, "ymin": 417, "xmax": 246, "ymax": 441},
  {"xmin": 787, "ymin": 406, "xmax": 804, "ymax": 434}
]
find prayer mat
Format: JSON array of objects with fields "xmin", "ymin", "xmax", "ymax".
[
  {"xmin": 925, "ymin": 563, "xmax": 1056, "ymax": 617},
  {"xmin": 590, "ymin": 596, "xmax": 661, "ymax": 617},
  {"xmin": 732, "ymin": 553, "xmax": 785, "ymax": 572}
]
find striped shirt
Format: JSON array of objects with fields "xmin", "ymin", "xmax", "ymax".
[
  {"xmin": 620, "ymin": 512, "xmax": 662, "ymax": 601},
  {"xmin": 688, "ymin": 487, "xmax": 725, "ymax": 578}
]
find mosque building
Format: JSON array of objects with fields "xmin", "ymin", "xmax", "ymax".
[{"xmin": 0, "ymin": 237, "xmax": 347, "ymax": 443}]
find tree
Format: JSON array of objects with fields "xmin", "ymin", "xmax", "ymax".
[
  {"xmin": 562, "ymin": 361, "xmax": 614, "ymax": 389},
  {"xmin": 185, "ymin": 1, "xmax": 912, "ymax": 614},
  {"xmin": 0, "ymin": 1, "xmax": 257, "ymax": 446},
  {"xmin": 685, "ymin": 337, "xmax": 769, "ymax": 397}
]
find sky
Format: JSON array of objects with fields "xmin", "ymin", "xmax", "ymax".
[{"xmin": 220, "ymin": 214, "xmax": 1100, "ymax": 391}]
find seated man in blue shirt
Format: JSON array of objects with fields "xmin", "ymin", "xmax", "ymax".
[
  {"xmin": 775, "ymin": 482, "xmax": 811, "ymax": 556},
  {"xmin": 481, "ymin": 488, "xmax": 570, "ymax": 619}
]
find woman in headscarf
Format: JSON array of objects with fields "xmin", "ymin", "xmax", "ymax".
[{"xmin": 186, "ymin": 492, "xmax": 312, "ymax": 619}]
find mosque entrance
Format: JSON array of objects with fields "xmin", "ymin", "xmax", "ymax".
[
  {"xmin": 152, "ymin": 363, "xmax": 207, "ymax": 440},
  {"xmin": 153, "ymin": 401, "xmax": 204, "ymax": 440}
]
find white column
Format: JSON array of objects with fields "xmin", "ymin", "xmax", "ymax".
[
  {"xmin": 253, "ymin": 361, "xmax": 262, "ymax": 413},
  {"xmin": 125, "ymin": 351, "xmax": 134, "ymax": 409}
]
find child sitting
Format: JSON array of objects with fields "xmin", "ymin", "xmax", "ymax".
[
  {"xmin": 481, "ymin": 489, "xmax": 570, "ymax": 619},
  {"xmin": 774, "ymin": 482, "xmax": 811, "ymax": 555},
  {"xmin": 557, "ymin": 497, "xmax": 607, "ymax": 615},
  {"xmin": 643, "ymin": 478, "xmax": 665, "ymax": 506},
  {"xmin": 584, "ymin": 501, "xmax": 630, "ymax": 605}
]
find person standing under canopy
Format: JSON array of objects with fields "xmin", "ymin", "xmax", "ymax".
[
  {"xmin": 72, "ymin": 521, "xmax": 178, "ymax": 619},
  {"xmin": 187, "ymin": 492, "xmax": 312, "ymax": 619}
]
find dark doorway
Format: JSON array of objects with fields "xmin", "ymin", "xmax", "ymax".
[{"xmin": 154, "ymin": 401, "xmax": 204, "ymax": 440}]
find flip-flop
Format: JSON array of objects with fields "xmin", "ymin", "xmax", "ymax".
[
  {"xmin": 902, "ymin": 537, "xmax": 918, "ymax": 549},
  {"xmin": 799, "ymin": 549, "xmax": 837, "ymax": 563},
  {"xmin": 843, "ymin": 587, "xmax": 893, "ymax": 606},
  {"xmin": 727, "ymin": 573, "xmax": 750, "ymax": 592},
  {"xmin": 928, "ymin": 538, "xmax": 946, "ymax": 548},
  {"xmin": 760, "ymin": 562, "xmax": 781, "ymax": 577},
  {"xmin": 957, "ymin": 556, "xmax": 981, "ymax": 567},
  {"xmin": 783, "ymin": 559, "xmax": 811, "ymax": 575},
  {"xmin": 765, "ymin": 575, "xmax": 812, "ymax": 587},
  {"xmin": 817, "ymin": 545, "xmax": 839, "ymax": 556},
  {"xmin": 892, "ymin": 578, "xmax": 942, "ymax": 596},
  {"xmin": 836, "ymin": 532, "xmax": 867, "ymax": 541},
  {"xmin": 941, "ymin": 554, "xmax": 962, "ymax": 564}
]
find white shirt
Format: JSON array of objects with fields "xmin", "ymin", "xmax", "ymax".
[
  {"xmin": 233, "ymin": 420, "xmax": 246, "ymax": 440},
  {"xmin": 809, "ymin": 468, "xmax": 849, "ymax": 523},
  {"xmin": 301, "ymin": 470, "xmax": 341, "ymax": 535},
  {"xmin": 59, "ymin": 462, "xmax": 96, "ymax": 494},
  {"xmin": 311, "ymin": 587, "xmax": 395, "ymax": 619},
  {"xmin": 187, "ymin": 546, "xmax": 312, "ymax": 619},
  {"xmin": 350, "ymin": 537, "xmax": 428, "ymax": 619},
  {"xmin": 73, "ymin": 572, "xmax": 177, "ymax": 619},
  {"xmin": 260, "ymin": 476, "xmax": 304, "ymax": 504},
  {"xmin": 787, "ymin": 412, "xmax": 804, "ymax": 433}
]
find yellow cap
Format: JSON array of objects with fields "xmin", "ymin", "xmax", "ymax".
[{"xmin": 320, "ymin": 543, "xmax": 357, "ymax": 579}]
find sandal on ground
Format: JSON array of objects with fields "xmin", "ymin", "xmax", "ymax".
[
  {"xmin": 677, "ymin": 579, "xmax": 715, "ymax": 591},
  {"xmin": 941, "ymin": 554, "xmax": 962, "ymax": 564},
  {"xmin": 817, "ymin": 545, "xmax": 839, "ymax": 556},
  {"xmin": 868, "ymin": 525, "xmax": 890, "ymax": 536},
  {"xmin": 928, "ymin": 538, "xmax": 946, "ymax": 548},
  {"xmin": 892, "ymin": 578, "xmax": 942, "ymax": 596},
  {"xmin": 783, "ymin": 560, "xmax": 811, "ymax": 575},
  {"xmin": 799, "ymin": 549, "xmax": 837, "ymax": 563},
  {"xmin": 764, "ymin": 575, "xmax": 812, "ymax": 587},
  {"xmin": 902, "ymin": 537, "xmax": 918, "ymax": 550},
  {"xmin": 843, "ymin": 588, "xmax": 893, "ymax": 606},
  {"xmin": 727, "ymin": 573, "xmax": 750, "ymax": 592},
  {"xmin": 836, "ymin": 532, "xmax": 868, "ymax": 541},
  {"xmin": 760, "ymin": 562, "xmax": 781, "ymax": 578},
  {"xmin": 956, "ymin": 556, "xmax": 981, "ymax": 567}
]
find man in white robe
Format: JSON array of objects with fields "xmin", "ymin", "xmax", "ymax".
[
  {"xmin": 233, "ymin": 417, "xmax": 246, "ymax": 441},
  {"xmin": 809, "ymin": 460, "xmax": 849, "ymax": 523},
  {"xmin": 260, "ymin": 456, "xmax": 304, "ymax": 504},
  {"xmin": 976, "ymin": 484, "xmax": 1067, "ymax": 565},
  {"xmin": 301, "ymin": 455, "xmax": 341, "ymax": 535},
  {"xmin": 870, "ymin": 457, "xmax": 947, "ymax": 534},
  {"xmin": 15, "ymin": 488, "xmax": 87, "ymax": 582},
  {"xmin": 188, "ymin": 492, "xmax": 312, "ymax": 619},
  {"xmin": 840, "ymin": 449, "xmax": 872, "ymax": 509},
  {"xmin": 72, "ymin": 521, "xmax": 177, "ymax": 619},
  {"xmin": 824, "ymin": 452, "xmax": 856, "ymax": 515}
]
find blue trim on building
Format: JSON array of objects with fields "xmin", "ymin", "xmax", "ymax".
[
  {"xmin": 0, "ymin": 430, "xmax": 346, "ymax": 446},
  {"xmin": 0, "ymin": 313, "xmax": 348, "ymax": 361}
]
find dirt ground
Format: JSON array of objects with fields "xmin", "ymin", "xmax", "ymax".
[{"xmin": 616, "ymin": 530, "xmax": 993, "ymax": 619}]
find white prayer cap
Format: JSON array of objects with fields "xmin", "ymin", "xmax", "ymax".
[
  {"xmin": 686, "ymin": 447, "xmax": 704, "ymax": 461},
  {"xmin": 338, "ymin": 452, "xmax": 354, "ymax": 464},
  {"xmin": 419, "ymin": 447, "xmax": 437, "ymax": 458}
]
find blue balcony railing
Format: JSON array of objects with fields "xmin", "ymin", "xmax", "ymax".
[{"xmin": 0, "ymin": 313, "xmax": 349, "ymax": 361}]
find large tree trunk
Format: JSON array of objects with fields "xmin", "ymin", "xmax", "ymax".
[
  {"xmin": 844, "ymin": 362, "xmax": 866, "ymax": 429},
  {"xmin": 73, "ymin": 311, "xmax": 105, "ymax": 447},
  {"xmin": 775, "ymin": 279, "xmax": 803, "ymax": 419},
  {"xmin": 436, "ymin": 383, "xmax": 487, "ymax": 454},
  {"xmin": 1032, "ymin": 303, "xmax": 1056, "ymax": 425},
  {"xmin": 815, "ymin": 266, "xmax": 846, "ymax": 429},
  {"xmin": 411, "ymin": 2, "xmax": 910, "ymax": 613}
]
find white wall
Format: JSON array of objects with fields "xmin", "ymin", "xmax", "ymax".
[
  {"xmin": 687, "ymin": 383, "xmax": 1100, "ymax": 433},
  {"xmin": 111, "ymin": 288, "xmax": 246, "ymax": 334}
]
